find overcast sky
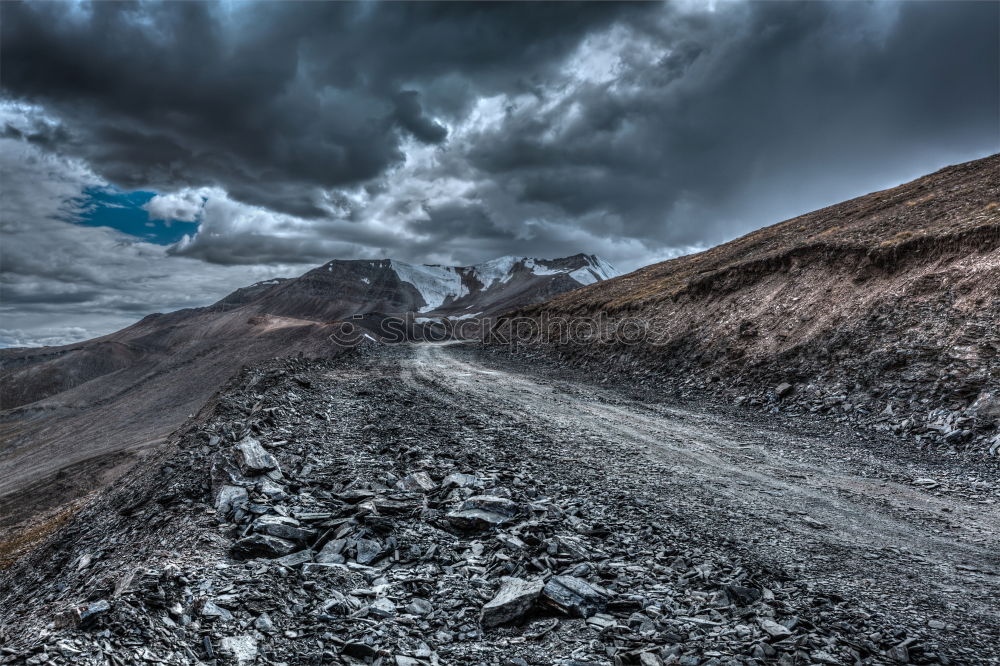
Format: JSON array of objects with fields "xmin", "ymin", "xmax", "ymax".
[{"xmin": 1, "ymin": 1, "xmax": 997, "ymax": 347}]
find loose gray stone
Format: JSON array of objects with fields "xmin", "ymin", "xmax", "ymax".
[
  {"xmin": 480, "ymin": 577, "xmax": 543, "ymax": 627},
  {"xmin": 462, "ymin": 495, "xmax": 520, "ymax": 516},
  {"xmin": 215, "ymin": 485, "xmax": 248, "ymax": 518},
  {"xmin": 541, "ymin": 575, "xmax": 609, "ymax": 618},
  {"xmin": 78, "ymin": 600, "xmax": 111, "ymax": 625},
  {"xmin": 397, "ymin": 471, "xmax": 436, "ymax": 492},
  {"xmin": 759, "ymin": 618, "xmax": 792, "ymax": 640},
  {"xmin": 353, "ymin": 537, "xmax": 383, "ymax": 565},
  {"xmin": 404, "ymin": 598, "xmax": 433, "ymax": 616},
  {"xmin": 369, "ymin": 597, "xmax": 396, "ymax": 618},
  {"xmin": 254, "ymin": 612, "xmax": 275, "ymax": 634},
  {"xmin": 447, "ymin": 495, "xmax": 522, "ymax": 530},
  {"xmin": 233, "ymin": 437, "xmax": 279, "ymax": 475},
  {"xmin": 275, "ymin": 549, "xmax": 315, "ymax": 568},
  {"xmin": 316, "ymin": 538, "xmax": 347, "ymax": 564},
  {"xmin": 199, "ymin": 600, "xmax": 233, "ymax": 621},
  {"xmin": 219, "ymin": 636, "xmax": 257, "ymax": 665},
  {"xmin": 257, "ymin": 478, "xmax": 289, "ymax": 500},
  {"xmin": 442, "ymin": 472, "xmax": 481, "ymax": 489},
  {"xmin": 252, "ymin": 515, "xmax": 315, "ymax": 542},
  {"xmin": 231, "ymin": 533, "xmax": 296, "ymax": 559}
]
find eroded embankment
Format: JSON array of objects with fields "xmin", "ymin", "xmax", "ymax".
[{"xmin": 490, "ymin": 229, "xmax": 1000, "ymax": 455}]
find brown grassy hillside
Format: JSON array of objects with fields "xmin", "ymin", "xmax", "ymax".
[{"xmin": 496, "ymin": 154, "xmax": 1000, "ymax": 453}]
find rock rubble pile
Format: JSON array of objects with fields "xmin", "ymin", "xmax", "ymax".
[{"xmin": 0, "ymin": 348, "xmax": 989, "ymax": 665}]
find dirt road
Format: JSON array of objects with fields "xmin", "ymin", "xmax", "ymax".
[
  {"xmin": 404, "ymin": 342, "xmax": 1000, "ymax": 653},
  {"xmin": 3, "ymin": 341, "xmax": 998, "ymax": 664}
]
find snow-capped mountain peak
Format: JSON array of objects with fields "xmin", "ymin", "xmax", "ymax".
[{"xmin": 385, "ymin": 254, "xmax": 619, "ymax": 314}]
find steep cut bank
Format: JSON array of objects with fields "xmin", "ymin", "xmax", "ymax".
[{"xmin": 491, "ymin": 155, "xmax": 1000, "ymax": 454}]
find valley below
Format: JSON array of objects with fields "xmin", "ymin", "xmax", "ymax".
[{"xmin": 2, "ymin": 342, "xmax": 997, "ymax": 665}]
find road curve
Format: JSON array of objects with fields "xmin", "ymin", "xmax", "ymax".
[{"xmin": 402, "ymin": 342, "xmax": 1000, "ymax": 645}]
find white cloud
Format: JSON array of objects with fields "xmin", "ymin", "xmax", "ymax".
[
  {"xmin": 143, "ymin": 187, "xmax": 216, "ymax": 222},
  {"xmin": 0, "ymin": 136, "xmax": 316, "ymax": 347}
]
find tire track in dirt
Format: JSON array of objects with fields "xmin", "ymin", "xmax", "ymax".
[{"xmin": 402, "ymin": 342, "xmax": 1000, "ymax": 645}]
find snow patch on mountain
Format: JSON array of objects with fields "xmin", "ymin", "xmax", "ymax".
[
  {"xmin": 568, "ymin": 256, "xmax": 619, "ymax": 286},
  {"xmin": 390, "ymin": 260, "xmax": 467, "ymax": 312},
  {"xmin": 390, "ymin": 255, "xmax": 618, "ymax": 313},
  {"xmin": 469, "ymin": 256, "xmax": 521, "ymax": 289},
  {"xmin": 522, "ymin": 258, "xmax": 560, "ymax": 276}
]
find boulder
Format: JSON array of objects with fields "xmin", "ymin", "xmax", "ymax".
[
  {"xmin": 214, "ymin": 485, "xmax": 248, "ymax": 519},
  {"xmin": 397, "ymin": 471, "xmax": 437, "ymax": 492},
  {"xmin": 233, "ymin": 437, "xmax": 279, "ymax": 475},
  {"xmin": 231, "ymin": 533, "xmax": 296, "ymax": 559},
  {"xmin": 480, "ymin": 577, "xmax": 543, "ymax": 627},
  {"xmin": 353, "ymin": 537, "xmax": 383, "ymax": 565},
  {"xmin": 541, "ymin": 575, "xmax": 609, "ymax": 618},
  {"xmin": 252, "ymin": 515, "xmax": 316, "ymax": 542},
  {"xmin": 447, "ymin": 495, "xmax": 522, "ymax": 530}
]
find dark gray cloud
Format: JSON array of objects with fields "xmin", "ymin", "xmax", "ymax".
[
  {"xmin": 0, "ymin": 1, "xmax": 641, "ymax": 217},
  {"xmin": 392, "ymin": 91, "xmax": 449, "ymax": 145},
  {"xmin": 463, "ymin": 1, "xmax": 1000, "ymax": 250},
  {"xmin": 1, "ymin": 0, "xmax": 997, "ymax": 346}
]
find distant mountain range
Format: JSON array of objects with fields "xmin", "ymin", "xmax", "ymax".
[
  {"xmin": 215, "ymin": 253, "xmax": 617, "ymax": 322},
  {"xmin": 0, "ymin": 253, "xmax": 616, "ymax": 533}
]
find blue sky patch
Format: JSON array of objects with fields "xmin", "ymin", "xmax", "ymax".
[{"xmin": 70, "ymin": 186, "xmax": 199, "ymax": 245}]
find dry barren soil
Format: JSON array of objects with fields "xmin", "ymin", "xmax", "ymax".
[
  {"xmin": 1, "ymin": 342, "xmax": 997, "ymax": 665},
  {"xmin": 497, "ymin": 154, "xmax": 1000, "ymax": 456}
]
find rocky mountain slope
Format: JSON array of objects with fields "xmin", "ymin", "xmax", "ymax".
[
  {"xmin": 492, "ymin": 155, "xmax": 1000, "ymax": 455},
  {"xmin": 0, "ymin": 254, "xmax": 614, "ymax": 559},
  {"xmin": 2, "ymin": 343, "xmax": 996, "ymax": 665}
]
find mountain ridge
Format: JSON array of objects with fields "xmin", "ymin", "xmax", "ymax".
[
  {"xmin": 0, "ymin": 252, "xmax": 615, "ymax": 543},
  {"xmin": 490, "ymin": 154, "xmax": 1000, "ymax": 454}
]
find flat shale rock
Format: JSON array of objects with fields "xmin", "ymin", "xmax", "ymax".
[
  {"xmin": 447, "ymin": 495, "xmax": 522, "ymax": 530},
  {"xmin": 231, "ymin": 533, "xmax": 296, "ymax": 559},
  {"xmin": 480, "ymin": 577, "xmax": 544, "ymax": 627},
  {"xmin": 759, "ymin": 617, "xmax": 793, "ymax": 640},
  {"xmin": 233, "ymin": 436, "xmax": 279, "ymax": 475},
  {"xmin": 275, "ymin": 549, "xmax": 315, "ymax": 567},
  {"xmin": 214, "ymin": 485, "xmax": 248, "ymax": 517},
  {"xmin": 541, "ymin": 575, "xmax": 610, "ymax": 618},
  {"xmin": 723, "ymin": 583, "xmax": 762, "ymax": 607},
  {"xmin": 316, "ymin": 538, "xmax": 347, "ymax": 564},
  {"xmin": 219, "ymin": 635, "xmax": 257, "ymax": 665},
  {"xmin": 397, "ymin": 471, "xmax": 436, "ymax": 492},
  {"xmin": 251, "ymin": 515, "xmax": 315, "ymax": 542},
  {"xmin": 442, "ymin": 472, "xmax": 481, "ymax": 489},
  {"xmin": 198, "ymin": 599, "xmax": 233, "ymax": 621}
]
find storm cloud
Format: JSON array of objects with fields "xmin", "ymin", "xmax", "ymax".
[
  {"xmin": 0, "ymin": 1, "xmax": 638, "ymax": 217},
  {"xmin": 1, "ymin": 0, "xmax": 997, "ymax": 345}
]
